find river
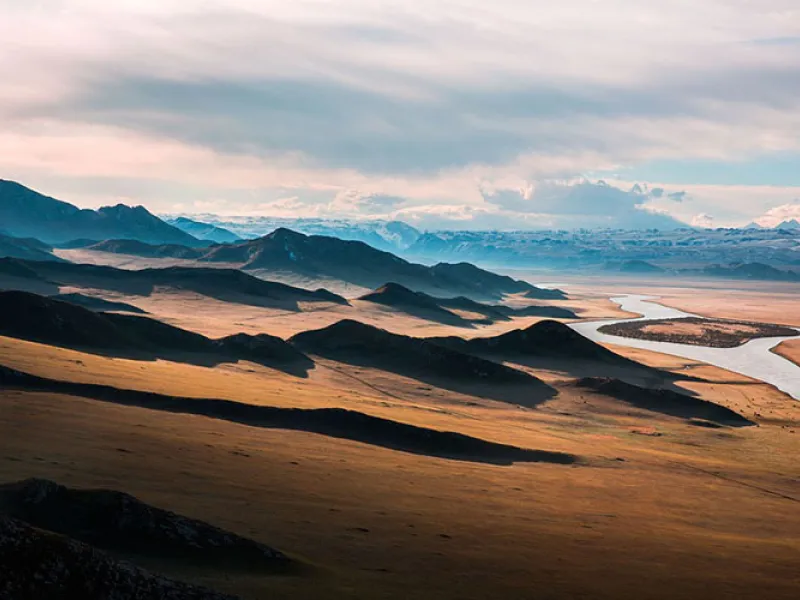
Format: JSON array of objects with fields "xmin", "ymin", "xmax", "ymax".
[{"xmin": 568, "ymin": 295, "xmax": 800, "ymax": 401}]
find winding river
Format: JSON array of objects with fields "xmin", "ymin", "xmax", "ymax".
[{"xmin": 568, "ymin": 295, "xmax": 800, "ymax": 401}]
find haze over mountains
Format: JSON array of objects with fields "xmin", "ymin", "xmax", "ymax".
[
  {"xmin": 167, "ymin": 217, "xmax": 242, "ymax": 244},
  {"xmin": 78, "ymin": 229, "xmax": 557, "ymax": 300},
  {"xmin": 744, "ymin": 219, "xmax": 800, "ymax": 231},
  {"xmin": 1, "ymin": 180, "xmax": 798, "ymax": 285},
  {"xmin": 165, "ymin": 215, "xmax": 422, "ymax": 252}
]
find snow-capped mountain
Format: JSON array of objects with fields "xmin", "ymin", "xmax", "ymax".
[{"xmin": 162, "ymin": 216, "xmax": 422, "ymax": 252}]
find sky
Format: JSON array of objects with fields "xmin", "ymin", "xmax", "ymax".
[{"xmin": 1, "ymin": 0, "xmax": 799, "ymax": 229}]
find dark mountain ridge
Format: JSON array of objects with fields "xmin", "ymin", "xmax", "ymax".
[
  {"xmin": 359, "ymin": 282, "xmax": 576, "ymax": 326},
  {"xmin": 0, "ymin": 180, "xmax": 200, "ymax": 246},
  {"xmin": 290, "ymin": 319, "xmax": 536, "ymax": 384},
  {"xmin": 428, "ymin": 320, "xmax": 631, "ymax": 363},
  {"xmin": 0, "ymin": 232, "xmax": 63, "ymax": 262}
]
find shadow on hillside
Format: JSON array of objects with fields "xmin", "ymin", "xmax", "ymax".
[
  {"xmin": 73, "ymin": 346, "xmax": 314, "ymax": 378},
  {"xmin": 0, "ymin": 276, "xmax": 61, "ymax": 296},
  {"xmin": 366, "ymin": 303, "xmax": 479, "ymax": 328},
  {"xmin": 0, "ymin": 365, "xmax": 577, "ymax": 466},
  {"xmin": 496, "ymin": 355, "xmax": 708, "ymax": 397},
  {"xmin": 302, "ymin": 351, "xmax": 558, "ymax": 408},
  {"xmin": 50, "ymin": 293, "xmax": 148, "ymax": 315},
  {"xmin": 574, "ymin": 377, "xmax": 754, "ymax": 426}
]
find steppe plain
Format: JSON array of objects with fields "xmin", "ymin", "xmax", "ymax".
[{"xmin": 2, "ymin": 252, "xmax": 799, "ymax": 600}]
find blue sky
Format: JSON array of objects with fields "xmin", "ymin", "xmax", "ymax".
[
  {"xmin": 1, "ymin": 0, "xmax": 799, "ymax": 229},
  {"xmin": 611, "ymin": 154, "xmax": 800, "ymax": 188}
]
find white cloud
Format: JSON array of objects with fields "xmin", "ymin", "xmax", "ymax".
[
  {"xmin": 328, "ymin": 190, "xmax": 407, "ymax": 215},
  {"xmin": 691, "ymin": 213, "xmax": 715, "ymax": 228},
  {"xmin": 607, "ymin": 180, "xmax": 800, "ymax": 227},
  {"xmin": 754, "ymin": 200, "xmax": 800, "ymax": 226}
]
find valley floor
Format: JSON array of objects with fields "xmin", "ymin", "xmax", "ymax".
[
  {"xmin": 2, "ymin": 343, "xmax": 799, "ymax": 599},
  {"xmin": 1, "ymin": 269, "xmax": 799, "ymax": 599}
]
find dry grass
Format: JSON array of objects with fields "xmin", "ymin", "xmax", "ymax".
[
  {"xmin": 2, "ymin": 332, "xmax": 800, "ymax": 599},
  {"xmin": 1, "ymin": 273, "xmax": 799, "ymax": 599},
  {"xmin": 774, "ymin": 339, "xmax": 800, "ymax": 368}
]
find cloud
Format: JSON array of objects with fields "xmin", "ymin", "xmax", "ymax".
[
  {"xmin": 480, "ymin": 180, "xmax": 687, "ymax": 228},
  {"xmin": 1, "ymin": 1, "xmax": 799, "ymax": 228},
  {"xmin": 391, "ymin": 204, "xmax": 546, "ymax": 231},
  {"xmin": 691, "ymin": 213, "xmax": 715, "ymax": 228},
  {"xmin": 754, "ymin": 200, "xmax": 800, "ymax": 227},
  {"xmin": 668, "ymin": 191, "xmax": 687, "ymax": 202},
  {"xmin": 329, "ymin": 190, "xmax": 407, "ymax": 215}
]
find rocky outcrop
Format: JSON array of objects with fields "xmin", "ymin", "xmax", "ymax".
[
  {"xmin": 0, "ymin": 479, "xmax": 288, "ymax": 567},
  {"xmin": 0, "ymin": 516, "xmax": 239, "ymax": 599}
]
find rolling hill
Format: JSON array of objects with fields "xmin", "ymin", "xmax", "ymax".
[
  {"xmin": 359, "ymin": 282, "xmax": 576, "ymax": 326},
  {"xmin": 428, "ymin": 320, "xmax": 644, "ymax": 365},
  {"xmin": 291, "ymin": 320, "xmax": 545, "ymax": 386},
  {"xmin": 0, "ymin": 290, "xmax": 311, "ymax": 371},
  {"xmin": 0, "ymin": 258, "xmax": 348, "ymax": 309}
]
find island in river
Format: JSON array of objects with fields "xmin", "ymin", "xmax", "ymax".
[{"xmin": 598, "ymin": 316, "xmax": 798, "ymax": 349}]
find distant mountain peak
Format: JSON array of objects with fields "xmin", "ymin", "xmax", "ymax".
[
  {"xmin": 0, "ymin": 180, "xmax": 200, "ymax": 246},
  {"xmin": 166, "ymin": 216, "xmax": 241, "ymax": 244},
  {"xmin": 266, "ymin": 227, "xmax": 308, "ymax": 241},
  {"xmin": 777, "ymin": 218, "xmax": 800, "ymax": 229}
]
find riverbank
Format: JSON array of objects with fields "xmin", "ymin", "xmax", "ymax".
[{"xmin": 570, "ymin": 295, "xmax": 800, "ymax": 401}]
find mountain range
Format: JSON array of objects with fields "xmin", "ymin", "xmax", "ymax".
[
  {"xmin": 80, "ymin": 229, "xmax": 561, "ymax": 300},
  {"xmin": 166, "ymin": 217, "xmax": 242, "ymax": 243},
  {"xmin": 359, "ymin": 282, "xmax": 574, "ymax": 326},
  {"xmin": 163, "ymin": 215, "xmax": 422, "ymax": 252},
  {"xmin": 0, "ymin": 180, "xmax": 200, "ymax": 246},
  {"xmin": 743, "ymin": 219, "xmax": 800, "ymax": 230}
]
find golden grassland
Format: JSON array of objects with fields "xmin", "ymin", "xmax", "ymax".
[
  {"xmin": 2, "ymin": 336, "xmax": 799, "ymax": 599},
  {"xmin": 502, "ymin": 271, "xmax": 800, "ymax": 327},
  {"xmin": 773, "ymin": 339, "xmax": 800, "ymax": 368},
  {"xmin": 1, "ymin": 270, "xmax": 799, "ymax": 599}
]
